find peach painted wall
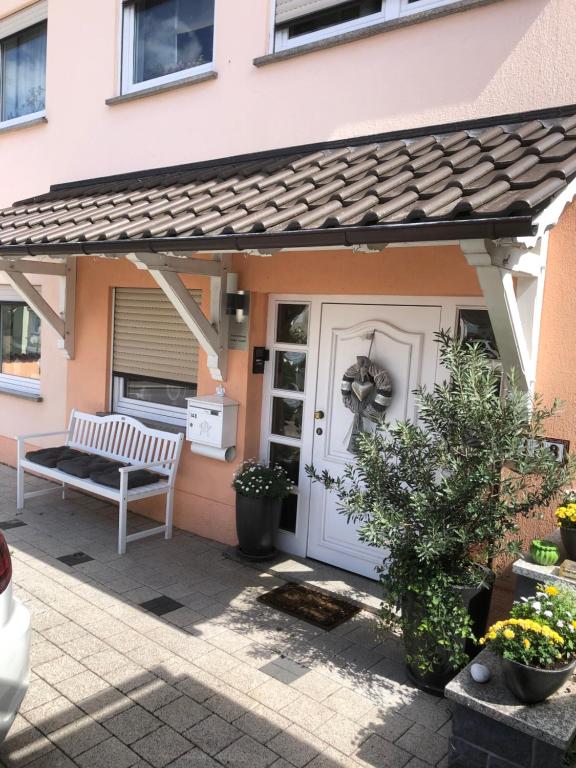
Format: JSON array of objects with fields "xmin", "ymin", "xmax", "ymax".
[
  {"xmin": 51, "ymin": 245, "xmax": 480, "ymax": 544},
  {"xmin": 0, "ymin": 0, "xmax": 574, "ymax": 207}
]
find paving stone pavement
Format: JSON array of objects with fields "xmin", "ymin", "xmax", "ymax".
[{"xmin": 0, "ymin": 464, "xmax": 452, "ymax": 767}]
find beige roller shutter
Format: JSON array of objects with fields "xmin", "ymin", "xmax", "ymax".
[
  {"xmin": 276, "ymin": 0, "xmax": 347, "ymax": 24},
  {"xmin": 113, "ymin": 288, "xmax": 201, "ymax": 384},
  {"xmin": 0, "ymin": 1, "xmax": 47, "ymax": 40}
]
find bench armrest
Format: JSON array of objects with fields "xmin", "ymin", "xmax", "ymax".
[
  {"xmin": 16, "ymin": 430, "xmax": 70, "ymax": 441},
  {"xmin": 119, "ymin": 459, "xmax": 178, "ymax": 473}
]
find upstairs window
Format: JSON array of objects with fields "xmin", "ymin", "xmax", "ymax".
[
  {"xmin": 122, "ymin": 0, "xmax": 215, "ymax": 94},
  {"xmin": 0, "ymin": 1, "xmax": 47, "ymax": 127},
  {"xmin": 274, "ymin": 0, "xmax": 467, "ymax": 51}
]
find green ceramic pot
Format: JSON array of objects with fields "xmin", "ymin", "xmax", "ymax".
[{"xmin": 530, "ymin": 539, "xmax": 560, "ymax": 566}]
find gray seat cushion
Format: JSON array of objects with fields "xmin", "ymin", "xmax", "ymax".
[
  {"xmin": 26, "ymin": 446, "xmax": 85, "ymax": 468},
  {"xmin": 56, "ymin": 455, "xmax": 126, "ymax": 479},
  {"xmin": 90, "ymin": 467, "xmax": 162, "ymax": 490}
]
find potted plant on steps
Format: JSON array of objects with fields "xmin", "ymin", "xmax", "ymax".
[
  {"xmin": 307, "ymin": 332, "xmax": 573, "ymax": 695},
  {"xmin": 480, "ymin": 583, "xmax": 576, "ymax": 703},
  {"xmin": 233, "ymin": 460, "xmax": 293, "ymax": 560}
]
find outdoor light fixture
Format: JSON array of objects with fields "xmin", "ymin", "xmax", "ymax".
[{"xmin": 225, "ymin": 273, "xmax": 250, "ymax": 323}]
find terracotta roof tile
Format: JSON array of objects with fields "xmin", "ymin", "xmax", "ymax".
[{"xmin": 2, "ymin": 109, "xmax": 576, "ymax": 251}]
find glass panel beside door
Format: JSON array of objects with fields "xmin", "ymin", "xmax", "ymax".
[{"xmin": 265, "ymin": 302, "xmax": 311, "ymax": 536}]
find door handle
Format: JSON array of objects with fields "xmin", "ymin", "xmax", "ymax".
[{"xmin": 314, "ymin": 410, "xmax": 325, "ymax": 420}]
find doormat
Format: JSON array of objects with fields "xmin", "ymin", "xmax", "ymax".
[{"xmin": 257, "ymin": 582, "xmax": 360, "ymax": 630}]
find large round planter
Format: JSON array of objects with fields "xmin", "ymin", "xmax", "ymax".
[
  {"xmin": 235, "ymin": 494, "xmax": 281, "ymax": 560},
  {"xmin": 560, "ymin": 526, "xmax": 576, "ymax": 560},
  {"xmin": 502, "ymin": 658, "xmax": 576, "ymax": 704},
  {"xmin": 403, "ymin": 568, "xmax": 494, "ymax": 696}
]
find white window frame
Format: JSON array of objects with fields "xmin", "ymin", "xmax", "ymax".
[
  {"xmin": 0, "ymin": 287, "xmax": 41, "ymax": 397},
  {"xmin": 0, "ymin": 1, "xmax": 47, "ymax": 129},
  {"xmin": 121, "ymin": 0, "xmax": 215, "ymax": 95},
  {"xmin": 112, "ymin": 375, "xmax": 190, "ymax": 428},
  {"xmin": 273, "ymin": 0, "xmax": 470, "ymax": 52}
]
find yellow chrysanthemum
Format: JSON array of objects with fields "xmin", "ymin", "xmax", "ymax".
[
  {"xmin": 503, "ymin": 629, "xmax": 515, "ymax": 640},
  {"xmin": 488, "ymin": 632, "xmax": 497, "ymax": 640},
  {"xmin": 523, "ymin": 638, "xmax": 531, "ymax": 649},
  {"xmin": 544, "ymin": 585, "xmax": 559, "ymax": 596}
]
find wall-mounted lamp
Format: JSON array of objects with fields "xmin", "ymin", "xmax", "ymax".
[{"xmin": 225, "ymin": 273, "xmax": 250, "ymax": 323}]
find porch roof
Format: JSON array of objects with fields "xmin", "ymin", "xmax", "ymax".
[{"xmin": 2, "ymin": 105, "xmax": 576, "ymax": 256}]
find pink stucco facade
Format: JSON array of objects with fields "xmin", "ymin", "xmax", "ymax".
[
  {"xmin": 0, "ymin": 0, "xmax": 575, "ymax": 597},
  {"xmin": 0, "ymin": 0, "xmax": 575, "ymax": 206}
]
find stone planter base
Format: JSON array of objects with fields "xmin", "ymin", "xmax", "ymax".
[
  {"xmin": 445, "ymin": 650, "xmax": 576, "ymax": 768},
  {"xmin": 449, "ymin": 705, "xmax": 566, "ymax": 768}
]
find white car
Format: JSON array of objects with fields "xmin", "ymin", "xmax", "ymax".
[{"xmin": 0, "ymin": 530, "xmax": 30, "ymax": 742}]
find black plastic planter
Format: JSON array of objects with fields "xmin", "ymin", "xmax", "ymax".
[
  {"xmin": 403, "ymin": 569, "xmax": 494, "ymax": 696},
  {"xmin": 502, "ymin": 658, "xmax": 576, "ymax": 704},
  {"xmin": 235, "ymin": 494, "xmax": 281, "ymax": 560},
  {"xmin": 561, "ymin": 526, "xmax": 576, "ymax": 560}
]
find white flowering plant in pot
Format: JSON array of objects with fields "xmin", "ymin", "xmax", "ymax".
[
  {"xmin": 232, "ymin": 460, "xmax": 293, "ymax": 500},
  {"xmin": 232, "ymin": 460, "xmax": 294, "ymax": 559}
]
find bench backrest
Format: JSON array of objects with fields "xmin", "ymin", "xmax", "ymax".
[{"xmin": 66, "ymin": 410, "xmax": 183, "ymax": 479}]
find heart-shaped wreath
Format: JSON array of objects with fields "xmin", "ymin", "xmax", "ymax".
[{"xmin": 341, "ymin": 355, "xmax": 392, "ymax": 451}]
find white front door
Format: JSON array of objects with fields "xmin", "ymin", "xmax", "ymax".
[{"xmin": 306, "ymin": 303, "xmax": 442, "ymax": 579}]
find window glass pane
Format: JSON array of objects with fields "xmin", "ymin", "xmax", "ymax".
[
  {"xmin": 1, "ymin": 23, "xmax": 46, "ymax": 122},
  {"xmin": 287, "ymin": 0, "xmax": 381, "ymax": 38},
  {"xmin": 269, "ymin": 442, "xmax": 300, "ymax": 484},
  {"xmin": 458, "ymin": 309, "xmax": 498, "ymax": 359},
  {"xmin": 279, "ymin": 493, "xmax": 298, "ymax": 534},
  {"xmin": 1, "ymin": 304, "xmax": 41, "ymax": 378},
  {"xmin": 274, "ymin": 351, "xmax": 306, "ymax": 392},
  {"xmin": 276, "ymin": 304, "xmax": 309, "ymax": 345},
  {"xmin": 123, "ymin": 375, "xmax": 197, "ymax": 407},
  {"xmin": 132, "ymin": 0, "xmax": 214, "ymax": 84},
  {"xmin": 271, "ymin": 397, "xmax": 303, "ymax": 439}
]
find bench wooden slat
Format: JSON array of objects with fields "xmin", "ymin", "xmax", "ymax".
[{"xmin": 17, "ymin": 409, "xmax": 184, "ymax": 554}]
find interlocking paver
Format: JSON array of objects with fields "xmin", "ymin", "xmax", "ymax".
[
  {"xmin": 34, "ymin": 657, "xmax": 86, "ymax": 686},
  {"xmin": 0, "ymin": 715, "xmax": 55, "ymax": 766},
  {"xmin": 395, "ymin": 723, "xmax": 449, "ymax": 765},
  {"xmin": 185, "ymin": 714, "xmax": 241, "ymax": 756},
  {"xmin": 103, "ymin": 705, "xmax": 162, "ymax": 744},
  {"xmin": 215, "ymin": 734, "xmax": 277, "ymax": 768},
  {"xmin": 267, "ymin": 723, "xmax": 326, "ymax": 767},
  {"xmin": 24, "ymin": 697, "xmax": 85, "ymax": 735},
  {"xmin": 155, "ymin": 696, "xmax": 209, "ymax": 732},
  {"xmin": 131, "ymin": 724, "xmax": 191, "ymax": 767},
  {"xmin": 75, "ymin": 737, "xmax": 138, "ymax": 768},
  {"xmin": 315, "ymin": 714, "xmax": 369, "ymax": 756},
  {"xmin": 205, "ymin": 690, "xmax": 258, "ymax": 723},
  {"xmin": 234, "ymin": 703, "xmax": 290, "ymax": 743},
  {"xmin": 354, "ymin": 733, "xmax": 412, "ymax": 768},
  {"xmin": 0, "ymin": 464, "xmax": 441, "ymax": 768},
  {"xmin": 128, "ymin": 680, "xmax": 182, "ymax": 713},
  {"xmin": 49, "ymin": 716, "xmax": 109, "ymax": 757}
]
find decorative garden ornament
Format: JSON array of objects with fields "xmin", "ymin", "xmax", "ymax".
[{"xmin": 341, "ymin": 354, "xmax": 392, "ymax": 451}]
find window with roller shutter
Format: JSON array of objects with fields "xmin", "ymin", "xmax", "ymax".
[
  {"xmin": 273, "ymin": 0, "xmax": 465, "ymax": 51},
  {"xmin": 111, "ymin": 287, "xmax": 201, "ymax": 428}
]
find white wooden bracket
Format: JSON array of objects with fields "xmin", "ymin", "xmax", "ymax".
[
  {"xmin": 128, "ymin": 252, "xmax": 230, "ymax": 382},
  {"xmin": 460, "ymin": 237, "xmax": 548, "ymax": 392},
  {"xmin": 0, "ymin": 257, "xmax": 76, "ymax": 359}
]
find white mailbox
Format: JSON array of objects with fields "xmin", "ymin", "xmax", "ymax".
[{"xmin": 186, "ymin": 395, "xmax": 239, "ymax": 462}]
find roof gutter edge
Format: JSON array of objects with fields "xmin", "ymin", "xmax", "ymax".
[{"xmin": 0, "ymin": 217, "xmax": 536, "ymax": 258}]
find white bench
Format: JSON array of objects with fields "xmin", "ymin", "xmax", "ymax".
[{"xmin": 16, "ymin": 410, "xmax": 184, "ymax": 554}]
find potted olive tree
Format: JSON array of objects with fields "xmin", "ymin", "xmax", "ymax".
[
  {"xmin": 308, "ymin": 333, "xmax": 572, "ymax": 694},
  {"xmin": 233, "ymin": 460, "xmax": 293, "ymax": 560},
  {"xmin": 480, "ymin": 584, "xmax": 576, "ymax": 703}
]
